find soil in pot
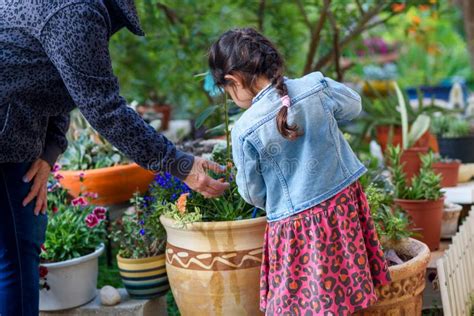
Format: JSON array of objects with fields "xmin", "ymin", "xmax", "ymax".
[
  {"xmin": 160, "ymin": 215, "xmax": 266, "ymax": 316},
  {"xmin": 355, "ymin": 238, "xmax": 430, "ymax": 316},
  {"xmin": 117, "ymin": 254, "xmax": 169, "ymax": 299},
  {"xmin": 438, "ymin": 136, "xmax": 474, "ymax": 163},
  {"xmin": 433, "ymin": 161, "xmax": 460, "ymax": 187},
  {"xmin": 394, "ymin": 198, "xmax": 444, "ymax": 251},
  {"xmin": 400, "ymin": 147, "xmax": 429, "ymax": 184}
]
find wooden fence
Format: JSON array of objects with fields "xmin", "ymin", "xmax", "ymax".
[{"xmin": 437, "ymin": 207, "xmax": 474, "ymax": 316}]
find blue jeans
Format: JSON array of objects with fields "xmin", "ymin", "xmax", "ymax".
[{"xmin": 0, "ymin": 163, "xmax": 48, "ymax": 316}]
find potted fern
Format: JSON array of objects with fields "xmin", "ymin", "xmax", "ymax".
[{"xmin": 388, "ymin": 146, "xmax": 444, "ymax": 251}]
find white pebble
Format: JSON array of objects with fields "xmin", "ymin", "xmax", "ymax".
[{"xmin": 100, "ymin": 286, "xmax": 121, "ymax": 306}]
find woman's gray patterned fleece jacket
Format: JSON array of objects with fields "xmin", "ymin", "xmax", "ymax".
[{"xmin": 0, "ymin": 0, "xmax": 194, "ymax": 178}]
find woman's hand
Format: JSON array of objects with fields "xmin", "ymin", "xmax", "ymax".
[
  {"xmin": 22, "ymin": 159, "xmax": 51, "ymax": 215},
  {"xmin": 183, "ymin": 157, "xmax": 230, "ymax": 198}
]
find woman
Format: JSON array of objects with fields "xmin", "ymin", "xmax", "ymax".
[{"xmin": 0, "ymin": 1, "xmax": 228, "ymax": 315}]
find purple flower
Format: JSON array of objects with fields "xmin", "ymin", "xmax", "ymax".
[
  {"xmin": 52, "ymin": 163, "xmax": 61, "ymax": 173},
  {"xmin": 139, "ymin": 229, "xmax": 146, "ymax": 236}
]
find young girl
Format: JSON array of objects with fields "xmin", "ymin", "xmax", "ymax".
[{"xmin": 209, "ymin": 28, "xmax": 391, "ymax": 315}]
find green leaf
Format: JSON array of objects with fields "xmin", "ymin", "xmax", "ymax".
[
  {"xmin": 195, "ymin": 105, "xmax": 219, "ymax": 129},
  {"xmin": 407, "ymin": 114, "xmax": 430, "ymax": 148}
]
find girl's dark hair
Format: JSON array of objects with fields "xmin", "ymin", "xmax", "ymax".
[{"xmin": 208, "ymin": 27, "xmax": 301, "ymax": 140}]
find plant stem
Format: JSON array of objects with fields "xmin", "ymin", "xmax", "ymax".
[{"xmin": 224, "ymin": 94, "xmax": 231, "ymax": 182}]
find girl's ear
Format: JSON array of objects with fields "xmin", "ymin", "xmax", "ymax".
[{"xmin": 224, "ymin": 74, "xmax": 243, "ymax": 87}]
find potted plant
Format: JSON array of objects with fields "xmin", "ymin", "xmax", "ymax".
[
  {"xmin": 158, "ymin": 93, "xmax": 266, "ymax": 315},
  {"xmin": 388, "ymin": 146, "xmax": 444, "ymax": 251},
  {"xmin": 432, "ymin": 154, "xmax": 461, "ymax": 187},
  {"xmin": 111, "ymin": 180, "xmax": 179, "ymax": 299},
  {"xmin": 136, "ymin": 91, "xmax": 172, "ymax": 131},
  {"xmin": 441, "ymin": 202, "xmax": 463, "ymax": 239},
  {"xmin": 431, "ymin": 115, "xmax": 474, "ymax": 163},
  {"xmin": 39, "ymin": 167, "xmax": 106, "ymax": 311},
  {"xmin": 358, "ymin": 82, "xmax": 441, "ymax": 155},
  {"xmin": 355, "ymin": 182, "xmax": 430, "ymax": 315},
  {"xmin": 58, "ymin": 112, "xmax": 155, "ymax": 205}
]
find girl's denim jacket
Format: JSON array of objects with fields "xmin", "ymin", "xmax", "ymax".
[{"xmin": 231, "ymin": 72, "xmax": 366, "ymax": 222}]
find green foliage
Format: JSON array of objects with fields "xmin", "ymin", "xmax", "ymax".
[
  {"xmin": 431, "ymin": 115, "xmax": 471, "ymax": 138},
  {"xmin": 387, "ymin": 145, "xmax": 443, "ymax": 200},
  {"xmin": 111, "ymin": 193, "xmax": 167, "ymax": 259},
  {"xmin": 42, "ymin": 175, "xmax": 106, "ymax": 262},
  {"xmin": 365, "ymin": 185, "xmax": 412, "ymax": 244}
]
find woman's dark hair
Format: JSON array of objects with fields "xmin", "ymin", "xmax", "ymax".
[{"xmin": 208, "ymin": 27, "xmax": 301, "ymax": 140}]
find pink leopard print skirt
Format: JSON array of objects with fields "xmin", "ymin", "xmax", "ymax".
[{"xmin": 260, "ymin": 181, "xmax": 391, "ymax": 315}]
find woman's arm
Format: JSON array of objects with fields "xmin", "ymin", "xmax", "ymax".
[{"xmin": 39, "ymin": 3, "xmax": 190, "ymax": 178}]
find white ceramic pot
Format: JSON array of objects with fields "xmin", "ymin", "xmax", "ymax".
[
  {"xmin": 441, "ymin": 203, "xmax": 463, "ymax": 238},
  {"xmin": 39, "ymin": 244, "xmax": 105, "ymax": 311}
]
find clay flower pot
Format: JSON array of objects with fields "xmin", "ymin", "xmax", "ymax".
[
  {"xmin": 394, "ymin": 198, "xmax": 444, "ymax": 251},
  {"xmin": 376, "ymin": 126, "xmax": 438, "ymax": 153},
  {"xmin": 400, "ymin": 147, "xmax": 429, "ymax": 184},
  {"xmin": 432, "ymin": 161, "xmax": 461, "ymax": 187},
  {"xmin": 441, "ymin": 203, "xmax": 462, "ymax": 239},
  {"xmin": 160, "ymin": 215, "xmax": 266, "ymax": 316},
  {"xmin": 355, "ymin": 238, "xmax": 430, "ymax": 315},
  {"xmin": 59, "ymin": 164, "xmax": 155, "ymax": 205},
  {"xmin": 117, "ymin": 254, "xmax": 169, "ymax": 299}
]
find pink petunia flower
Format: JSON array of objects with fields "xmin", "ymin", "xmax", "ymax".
[
  {"xmin": 52, "ymin": 164, "xmax": 61, "ymax": 173},
  {"xmin": 85, "ymin": 214, "xmax": 99, "ymax": 228},
  {"xmin": 51, "ymin": 205, "xmax": 58, "ymax": 214},
  {"xmin": 71, "ymin": 197, "xmax": 88, "ymax": 207},
  {"xmin": 93, "ymin": 207, "xmax": 107, "ymax": 221},
  {"xmin": 53, "ymin": 173, "xmax": 64, "ymax": 181}
]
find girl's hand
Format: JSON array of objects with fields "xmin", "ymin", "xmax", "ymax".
[
  {"xmin": 22, "ymin": 158, "xmax": 51, "ymax": 215},
  {"xmin": 184, "ymin": 157, "xmax": 230, "ymax": 198}
]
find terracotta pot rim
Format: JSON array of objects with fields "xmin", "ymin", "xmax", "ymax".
[
  {"xmin": 387, "ymin": 238, "xmax": 430, "ymax": 274},
  {"xmin": 59, "ymin": 163, "xmax": 149, "ymax": 176},
  {"xmin": 433, "ymin": 161, "xmax": 461, "ymax": 167},
  {"xmin": 394, "ymin": 197, "xmax": 445, "ymax": 204},
  {"xmin": 160, "ymin": 215, "xmax": 267, "ymax": 231},
  {"xmin": 117, "ymin": 253, "xmax": 165, "ymax": 264}
]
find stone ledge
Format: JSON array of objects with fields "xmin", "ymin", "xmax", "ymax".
[{"xmin": 40, "ymin": 289, "xmax": 168, "ymax": 316}]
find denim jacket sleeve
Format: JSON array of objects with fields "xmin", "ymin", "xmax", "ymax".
[
  {"xmin": 325, "ymin": 77, "xmax": 362, "ymax": 123},
  {"xmin": 232, "ymin": 131, "xmax": 266, "ymax": 209},
  {"xmin": 40, "ymin": 114, "xmax": 70, "ymax": 168},
  {"xmin": 38, "ymin": 3, "xmax": 193, "ymax": 179}
]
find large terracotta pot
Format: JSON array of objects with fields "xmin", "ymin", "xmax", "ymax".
[
  {"xmin": 355, "ymin": 238, "xmax": 430, "ymax": 315},
  {"xmin": 400, "ymin": 147, "xmax": 429, "ymax": 184},
  {"xmin": 117, "ymin": 254, "xmax": 170, "ymax": 299},
  {"xmin": 432, "ymin": 161, "xmax": 460, "ymax": 187},
  {"xmin": 59, "ymin": 163, "xmax": 155, "ymax": 205},
  {"xmin": 160, "ymin": 215, "xmax": 266, "ymax": 316},
  {"xmin": 376, "ymin": 126, "xmax": 438, "ymax": 153},
  {"xmin": 395, "ymin": 198, "xmax": 444, "ymax": 251}
]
